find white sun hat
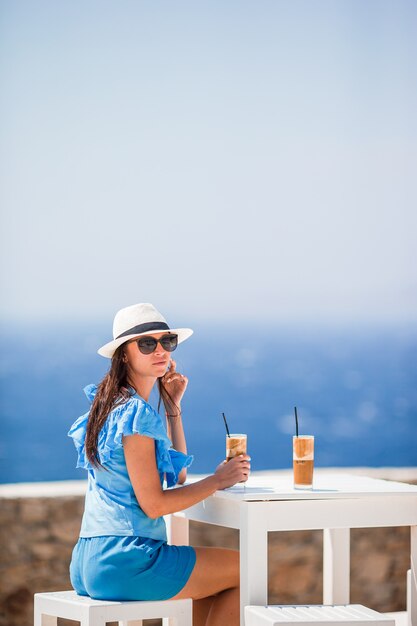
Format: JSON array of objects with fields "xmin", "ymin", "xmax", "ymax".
[{"xmin": 97, "ymin": 302, "xmax": 193, "ymax": 358}]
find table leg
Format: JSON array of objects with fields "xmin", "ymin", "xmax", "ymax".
[
  {"xmin": 166, "ymin": 513, "xmax": 189, "ymax": 546},
  {"xmin": 165, "ymin": 513, "xmax": 189, "ymax": 626},
  {"xmin": 410, "ymin": 526, "xmax": 417, "ymax": 626},
  {"xmin": 323, "ymin": 528, "xmax": 350, "ymax": 604},
  {"xmin": 240, "ymin": 503, "xmax": 268, "ymax": 626}
]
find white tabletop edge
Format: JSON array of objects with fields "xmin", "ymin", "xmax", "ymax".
[{"xmin": 184, "ymin": 472, "xmax": 417, "ymax": 501}]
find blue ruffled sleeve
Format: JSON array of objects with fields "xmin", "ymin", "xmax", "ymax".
[{"xmin": 68, "ymin": 385, "xmax": 193, "ymax": 487}]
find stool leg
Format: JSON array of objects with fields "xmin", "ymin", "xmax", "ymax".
[
  {"xmin": 181, "ymin": 601, "xmax": 193, "ymax": 626},
  {"xmin": 411, "ymin": 526, "xmax": 417, "ymax": 626},
  {"xmin": 85, "ymin": 617, "xmax": 107, "ymax": 626},
  {"xmin": 408, "ymin": 569, "xmax": 412, "ymax": 626},
  {"xmin": 163, "ymin": 617, "xmax": 191, "ymax": 625}
]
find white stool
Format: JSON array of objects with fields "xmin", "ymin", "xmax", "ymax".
[
  {"xmin": 244, "ymin": 604, "xmax": 396, "ymax": 626},
  {"xmin": 34, "ymin": 590, "xmax": 192, "ymax": 626}
]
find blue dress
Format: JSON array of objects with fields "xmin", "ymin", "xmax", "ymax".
[{"xmin": 68, "ymin": 385, "xmax": 196, "ymax": 601}]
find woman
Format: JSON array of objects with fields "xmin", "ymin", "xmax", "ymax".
[{"xmin": 68, "ymin": 302, "xmax": 251, "ymax": 626}]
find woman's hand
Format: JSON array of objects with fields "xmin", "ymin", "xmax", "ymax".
[
  {"xmin": 214, "ymin": 455, "xmax": 251, "ymax": 489},
  {"xmin": 161, "ymin": 359, "xmax": 188, "ymax": 412}
]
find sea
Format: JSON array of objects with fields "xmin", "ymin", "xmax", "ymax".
[{"xmin": 1, "ymin": 321, "xmax": 416, "ymax": 484}]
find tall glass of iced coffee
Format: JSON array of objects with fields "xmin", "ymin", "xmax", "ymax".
[
  {"xmin": 293, "ymin": 435, "xmax": 314, "ymax": 489},
  {"xmin": 226, "ymin": 434, "xmax": 247, "ymax": 462}
]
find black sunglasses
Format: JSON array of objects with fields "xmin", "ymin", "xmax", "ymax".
[{"xmin": 135, "ymin": 334, "xmax": 178, "ymax": 355}]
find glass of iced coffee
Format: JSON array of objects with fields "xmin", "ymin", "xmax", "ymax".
[
  {"xmin": 226, "ymin": 434, "xmax": 247, "ymax": 462},
  {"xmin": 293, "ymin": 435, "xmax": 314, "ymax": 489}
]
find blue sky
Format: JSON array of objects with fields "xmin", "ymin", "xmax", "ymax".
[{"xmin": 1, "ymin": 0, "xmax": 416, "ymax": 326}]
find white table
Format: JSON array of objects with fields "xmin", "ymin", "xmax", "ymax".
[{"xmin": 168, "ymin": 472, "xmax": 417, "ymax": 626}]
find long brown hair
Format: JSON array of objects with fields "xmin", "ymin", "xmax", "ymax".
[{"xmin": 85, "ymin": 344, "xmax": 179, "ymax": 468}]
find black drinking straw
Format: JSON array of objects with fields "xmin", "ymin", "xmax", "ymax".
[
  {"xmin": 294, "ymin": 406, "xmax": 299, "ymax": 437},
  {"xmin": 222, "ymin": 412, "xmax": 231, "ymax": 437}
]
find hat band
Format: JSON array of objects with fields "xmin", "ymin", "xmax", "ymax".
[{"xmin": 116, "ymin": 321, "xmax": 170, "ymax": 339}]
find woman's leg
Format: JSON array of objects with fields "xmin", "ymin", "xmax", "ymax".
[
  {"xmin": 171, "ymin": 546, "xmax": 239, "ymax": 626},
  {"xmin": 192, "ymin": 596, "xmax": 216, "ymax": 626}
]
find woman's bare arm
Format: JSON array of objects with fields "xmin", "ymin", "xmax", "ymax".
[
  {"xmin": 165, "ymin": 414, "xmax": 187, "ymax": 484},
  {"xmin": 123, "ymin": 433, "xmax": 250, "ymax": 519}
]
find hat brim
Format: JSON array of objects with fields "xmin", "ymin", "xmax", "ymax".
[{"xmin": 97, "ymin": 328, "xmax": 193, "ymax": 358}]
